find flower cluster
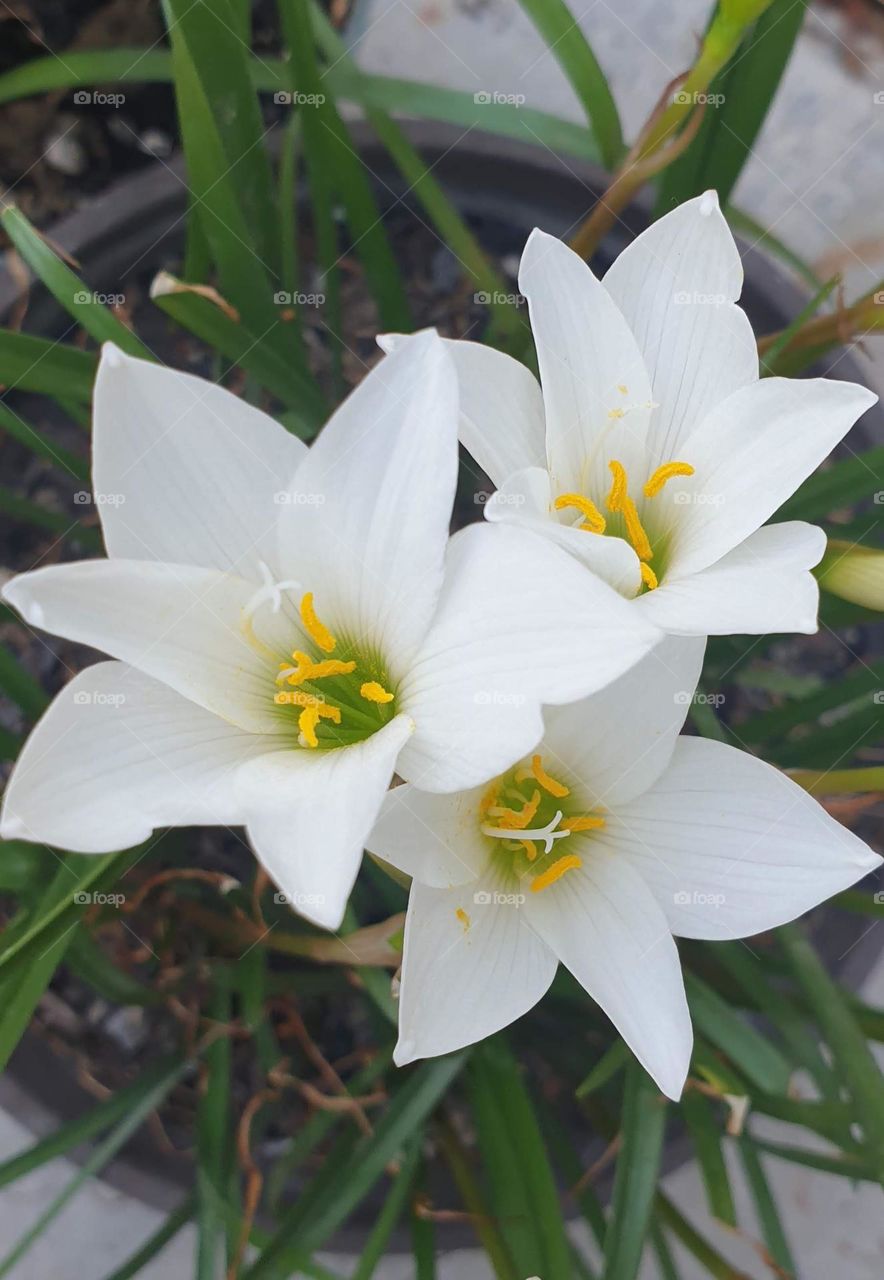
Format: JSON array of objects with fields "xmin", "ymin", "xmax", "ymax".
[{"xmin": 2, "ymin": 193, "xmax": 880, "ymax": 1099}]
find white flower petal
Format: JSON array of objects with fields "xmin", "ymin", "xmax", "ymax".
[
  {"xmin": 2, "ymin": 559, "xmax": 291, "ymax": 733},
  {"xmin": 612, "ymin": 737, "xmax": 882, "ymax": 941},
  {"xmin": 525, "ymin": 848, "xmax": 692, "ymax": 1100},
  {"xmin": 379, "ymin": 332, "xmax": 546, "ymax": 486},
  {"xmin": 518, "ymin": 229, "xmax": 653, "ymax": 497},
  {"xmin": 668, "ymin": 376, "xmax": 877, "ymax": 579},
  {"xmin": 0, "ymin": 662, "xmax": 284, "ymax": 852},
  {"xmin": 540, "ymin": 634, "xmax": 706, "ymax": 809},
  {"xmin": 93, "ymin": 345, "xmax": 306, "ymax": 579},
  {"xmin": 397, "ymin": 523, "xmax": 659, "ymax": 792},
  {"xmin": 277, "ymin": 331, "xmax": 457, "ymax": 669},
  {"xmin": 603, "ymin": 191, "xmax": 758, "ymax": 463},
  {"xmin": 234, "ymin": 715, "xmax": 414, "ymax": 930},
  {"xmin": 634, "ymin": 521, "xmax": 826, "ymax": 636},
  {"xmin": 484, "ymin": 466, "xmax": 642, "ymax": 597},
  {"xmin": 395, "ymin": 873, "xmax": 557, "ymax": 1065},
  {"xmin": 366, "ymin": 782, "xmax": 489, "ymax": 888}
]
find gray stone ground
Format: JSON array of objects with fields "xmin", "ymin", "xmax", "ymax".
[{"xmin": 3, "ymin": 1, "xmax": 884, "ymax": 1275}]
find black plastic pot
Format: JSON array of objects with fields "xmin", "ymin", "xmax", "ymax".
[{"xmin": 0, "ymin": 122, "xmax": 882, "ymax": 1247}]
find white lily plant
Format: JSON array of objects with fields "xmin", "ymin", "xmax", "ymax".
[
  {"xmin": 382, "ymin": 193, "xmax": 875, "ymax": 637},
  {"xmin": 0, "ymin": 201, "xmax": 879, "ymax": 1099},
  {"xmin": 0, "ymin": 331, "xmax": 657, "ymax": 930}
]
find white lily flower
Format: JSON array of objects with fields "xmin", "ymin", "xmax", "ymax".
[
  {"xmin": 367, "ymin": 636, "xmax": 881, "ymax": 1098},
  {"xmin": 382, "ymin": 193, "xmax": 877, "ymax": 637},
  {"xmin": 1, "ymin": 333, "xmax": 658, "ymax": 930}
]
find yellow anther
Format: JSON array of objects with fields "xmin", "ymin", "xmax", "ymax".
[
  {"xmin": 643, "ymin": 461, "xmax": 695, "ymax": 499},
  {"xmin": 607, "ymin": 407, "xmax": 625, "ymax": 420},
  {"xmin": 360, "ymin": 680, "xmax": 394, "ymax": 704},
  {"xmin": 640, "ymin": 562, "xmax": 658, "ymax": 591},
  {"xmin": 455, "ymin": 907, "xmax": 471, "ymax": 932},
  {"xmin": 278, "ymin": 651, "xmax": 356, "ymax": 686},
  {"xmin": 489, "ymin": 789, "xmax": 541, "ymax": 831},
  {"xmin": 567, "ymin": 814, "xmax": 606, "ymax": 832},
  {"xmin": 617, "ymin": 383, "xmax": 628, "ymax": 395},
  {"xmin": 519, "ymin": 838, "xmax": 538, "ymax": 861},
  {"xmin": 531, "ymin": 755, "xmax": 570, "ymax": 798},
  {"xmin": 300, "ymin": 592, "xmax": 337, "ymax": 654},
  {"xmin": 606, "ymin": 460, "xmax": 628, "ymax": 511},
  {"xmin": 530, "ymin": 853, "xmax": 583, "ymax": 894},
  {"xmin": 298, "ymin": 701, "xmax": 341, "ymax": 748},
  {"xmin": 553, "ymin": 492, "xmax": 606, "ymax": 534}
]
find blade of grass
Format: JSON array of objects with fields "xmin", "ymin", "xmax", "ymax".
[
  {"xmin": 0, "ymin": 1052, "xmax": 190, "ymax": 1278},
  {"xmin": 1, "ymin": 207, "xmax": 152, "ymax": 359},
  {"xmin": 654, "ymin": 1193, "xmax": 751, "ymax": 1280},
  {"xmin": 99, "ymin": 1195, "xmax": 195, "ymax": 1280},
  {"xmin": 576, "ymin": 1037, "xmax": 630, "ymax": 1098},
  {"xmin": 736, "ymin": 1134, "xmax": 795, "ymax": 1277},
  {"xmin": 778, "ymin": 922, "xmax": 884, "ymax": 1183},
  {"xmin": 0, "ymin": 399, "xmax": 88, "ymax": 480},
  {"xmin": 603, "ymin": 1059, "xmax": 668, "ymax": 1280},
  {"xmin": 0, "ymin": 331, "xmax": 96, "ymax": 400},
  {"xmin": 436, "ymin": 1111, "xmax": 518, "ymax": 1280},
  {"xmin": 351, "ymin": 1138, "xmax": 422, "ymax": 1280},
  {"xmin": 681, "ymin": 1090, "xmax": 737, "ymax": 1226},
  {"xmin": 516, "ymin": 0, "xmax": 623, "ymax": 167},
  {"xmin": 685, "ymin": 971, "xmax": 791, "ymax": 1094},
  {"xmin": 196, "ymin": 972, "xmax": 232, "ymax": 1280}
]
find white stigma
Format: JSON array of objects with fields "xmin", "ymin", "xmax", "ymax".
[
  {"xmin": 243, "ymin": 561, "xmax": 301, "ymax": 620},
  {"xmin": 482, "ymin": 809, "xmax": 571, "ymax": 854}
]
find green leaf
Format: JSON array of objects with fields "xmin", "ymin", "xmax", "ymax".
[
  {"xmin": 515, "ymin": 0, "xmax": 623, "ymax": 168},
  {"xmin": 0, "ymin": 330, "xmax": 96, "ymax": 399},
  {"xmin": 734, "ymin": 657, "xmax": 884, "ymax": 745},
  {"xmin": 737, "ymin": 1134, "xmax": 795, "ymax": 1276},
  {"xmin": 469, "ymin": 1038, "xmax": 571, "ymax": 1280},
  {"xmin": 603, "ymin": 1060, "xmax": 668, "ymax": 1280},
  {"xmin": 0, "ymin": 1053, "xmax": 189, "ymax": 1277},
  {"xmin": 1, "ymin": 207, "xmax": 151, "ymax": 359},
  {"xmin": 0, "ymin": 399, "xmax": 88, "ymax": 481},
  {"xmin": 780, "ymin": 445, "xmax": 884, "ymax": 523},
  {"xmin": 0, "ymin": 644, "xmax": 48, "ymax": 721},
  {"xmin": 150, "ymin": 273, "xmax": 325, "ymax": 431},
  {"xmin": 278, "ymin": 0, "xmax": 410, "ymax": 336},
  {"xmin": 726, "ymin": 206, "xmax": 823, "ymax": 291},
  {"xmin": 0, "ymin": 483, "xmax": 101, "ymax": 549},
  {"xmin": 0, "ymin": 841, "xmax": 51, "ymax": 892},
  {"xmin": 351, "ymin": 1139, "xmax": 422, "ymax": 1280},
  {"xmin": 575, "ymin": 1037, "xmax": 630, "ymax": 1098},
  {"xmin": 685, "ymin": 971, "xmax": 791, "ymax": 1094},
  {"xmin": 196, "ymin": 972, "xmax": 233, "ymax": 1280},
  {"xmin": 0, "ymin": 1054, "xmax": 186, "ymax": 1189},
  {"xmin": 659, "ymin": 0, "xmax": 805, "ymax": 209},
  {"xmin": 779, "ymin": 923, "xmax": 884, "ymax": 1183},
  {"xmin": 760, "ymin": 274, "xmax": 839, "ymax": 376},
  {"xmin": 654, "ymin": 1193, "xmax": 750, "ymax": 1280},
  {"xmin": 99, "ymin": 1196, "xmax": 195, "ymax": 1280},
  {"xmin": 681, "ymin": 1090, "xmax": 736, "ymax": 1226},
  {"xmin": 246, "ymin": 1053, "xmax": 466, "ymax": 1278},
  {"xmin": 67, "ymin": 929, "xmax": 160, "ymax": 1006}
]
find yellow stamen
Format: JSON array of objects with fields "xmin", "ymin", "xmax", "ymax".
[
  {"xmin": 553, "ymin": 492, "xmax": 606, "ymax": 534},
  {"xmin": 299, "ymin": 592, "xmax": 337, "ymax": 653},
  {"xmin": 455, "ymin": 907, "xmax": 471, "ymax": 932},
  {"xmin": 567, "ymin": 814, "xmax": 606, "ymax": 832},
  {"xmin": 640, "ymin": 562, "xmax": 658, "ymax": 591},
  {"xmin": 643, "ymin": 461, "xmax": 695, "ymax": 498},
  {"xmin": 622, "ymin": 495, "xmax": 653, "ymax": 562},
  {"xmin": 531, "ymin": 754, "xmax": 570, "ymax": 798},
  {"xmin": 489, "ymin": 790, "xmax": 541, "ymax": 831},
  {"xmin": 277, "ymin": 651, "xmax": 356, "ymax": 686},
  {"xmin": 531, "ymin": 854, "xmax": 582, "ymax": 894},
  {"xmin": 607, "ymin": 407, "xmax": 625, "ymax": 420},
  {"xmin": 617, "ymin": 383, "xmax": 628, "ymax": 395},
  {"xmin": 297, "ymin": 701, "xmax": 341, "ymax": 748},
  {"xmin": 606, "ymin": 459, "xmax": 628, "ymax": 511},
  {"xmin": 360, "ymin": 680, "xmax": 394, "ymax": 704},
  {"xmin": 519, "ymin": 838, "xmax": 538, "ymax": 861}
]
